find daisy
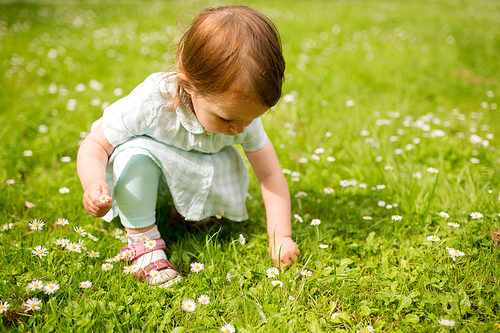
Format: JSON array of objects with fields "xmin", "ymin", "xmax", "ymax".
[
  {"xmin": 319, "ymin": 244, "xmax": 329, "ymax": 248},
  {"xmin": 323, "ymin": 187, "xmax": 334, "ymax": 194},
  {"xmin": 43, "ymin": 283, "xmax": 60, "ymax": 295},
  {"xmin": 384, "ymin": 165, "xmax": 394, "ymax": 171},
  {"xmin": 79, "ymin": 281, "xmax": 92, "ymax": 289},
  {"xmin": 59, "ymin": 187, "xmax": 70, "ymax": 194},
  {"xmin": 113, "ymin": 228, "xmax": 123, "ymax": 238},
  {"xmin": 66, "ymin": 242, "xmax": 82, "ymax": 253},
  {"xmin": 102, "ymin": 263, "xmax": 113, "ymax": 271},
  {"xmin": 294, "ymin": 214, "xmax": 303, "ymax": 223},
  {"xmin": 363, "ymin": 216, "xmax": 373, "ymax": 220},
  {"xmin": 121, "ymin": 249, "xmax": 133, "ymax": 260},
  {"xmin": 427, "ymin": 167, "xmax": 438, "ymax": 173},
  {"xmin": 56, "ymin": 239, "xmax": 69, "ymax": 246},
  {"xmin": 238, "ymin": 234, "xmax": 246, "ymax": 245},
  {"xmin": 24, "ymin": 201, "xmax": 35, "ymax": 208},
  {"xmin": 339, "ymin": 180, "xmax": 350, "ymax": 187},
  {"xmin": 448, "ymin": 248, "xmax": 465, "ymax": 261},
  {"xmin": 365, "ymin": 325, "xmax": 375, "ymax": 333},
  {"xmin": 288, "ymin": 295, "xmax": 296, "ymax": 301},
  {"xmin": 105, "ymin": 257, "xmax": 115, "ymax": 262},
  {"xmin": 438, "ymin": 319, "xmax": 455, "ymax": 328},
  {"xmin": 294, "ymin": 191, "xmax": 308, "ymax": 198},
  {"xmin": 2, "ymin": 223, "xmax": 14, "ymax": 230},
  {"xmin": 114, "ymin": 253, "xmax": 124, "ymax": 261},
  {"xmin": 87, "ymin": 250, "xmax": 100, "ymax": 258},
  {"xmin": 0, "ymin": 301, "xmax": 9, "ymax": 314},
  {"xmin": 148, "ymin": 270, "xmax": 164, "ymax": 283},
  {"xmin": 221, "ymin": 324, "xmax": 236, "ymax": 333},
  {"xmin": 291, "ymin": 176, "xmax": 300, "ymax": 182},
  {"xmin": 6, "ymin": 179, "xmax": 15, "ymax": 185},
  {"xmin": 311, "ymin": 154, "xmax": 320, "ymax": 161},
  {"xmin": 55, "ymin": 218, "xmax": 69, "ymax": 226},
  {"xmin": 215, "ymin": 211, "xmax": 224, "ymax": 219},
  {"xmin": 376, "ymin": 184, "xmax": 386, "ymax": 190},
  {"xmin": 123, "ymin": 266, "xmax": 134, "ymax": 274},
  {"xmin": 197, "ymin": 295, "xmax": 210, "ymax": 305},
  {"xmin": 32, "ymin": 245, "xmax": 48, "ymax": 258},
  {"xmin": 139, "ymin": 235, "xmax": 149, "ymax": 242},
  {"xmin": 181, "ymin": 299, "xmax": 196, "ymax": 312},
  {"xmin": 28, "ymin": 280, "xmax": 44, "ymax": 291},
  {"xmin": 470, "ymin": 157, "xmax": 480, "ymax": 164},
  {"xmin": 271, "ymin": 280, "xmax": 283, "ymax": 287},
  {"xmin": 23, "ymin": 298, "xmax": 42, "ymax": 312},
  {"xmin": 73, "ymin": 226, "xmax": 87, "ymax": 237},
  {"xmin": 447, "ymin": 222, "xmax": 460, "ymax": 228},
  {"xmin": 378, "ymin": 201, "xmax": 386, "ymax": 207},
  {"xmin": 266, "ymin": 267, "xmax": 279, "ymax": 278},
  {"xmin": 144, "ymin": 239, "xmax": 157, "ymax": 250},
  {"xmin": 470, "ymin": 212, "xmax": 483, "ymax": 219},
  {"xmin": 314, "ymin": 147, "xmax": 325, "ymax": 154},
  {"xmin": 359, "ymin": 183, "xmax": 367, "ymax": 189},
  {"xmin": 120, "ymin": 234, "xmax": 130, "ymax": 243},
  {"xmin": 88, "ymin": 234, "xmax": 98, "ymax": 242},
  {"xmin": 311, "ymin": 219, "xmax": 321, "ymax": 226},
  {"xmin": 326, "ymin": 156, "xmax": 336, "ymax": 162},
  {"xmin": 426, "ymin": 235, "xmax": 440, "ymax": 242},
  {"xmin": 392, "ymin": 215, "xmax": 403, "ymax": 221},
  {"xmin": 190, "ymin": 262, "xmax": 205, "ymax": 273},
  {"xmin": 77, "ymin": 239, "xmax": 87, "ymax": 250},
  {"xmin": 98, "ymin": 194, "xmax": 111, "ymax": 204},
  {"xmin": 439, "ymin": 212, "xmax": 450, "ymax": 218},
  {"xmin": 301, "ymin": 270, "xmax": 313, "ymax": 277},
  {"xmin": 28, "ymin": 219, "xmax": 44, "ymax": 231},
  {"xmin": 282, "ymin": 168, "xmax": 292, "ymax": 174}
]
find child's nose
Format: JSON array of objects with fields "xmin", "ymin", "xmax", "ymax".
[{"xmin": 230, "ymin": 121, "xmax": 246, "ymax": 134}]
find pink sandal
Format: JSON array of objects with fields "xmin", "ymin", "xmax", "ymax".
[{"xmin": 120, "ymin": 239, "xmax": 181, "ymax": 285}]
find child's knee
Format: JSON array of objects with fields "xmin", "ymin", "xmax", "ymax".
[{"xmin": 122, "ymin": 154, "xmax": 161, "ymax": 180}]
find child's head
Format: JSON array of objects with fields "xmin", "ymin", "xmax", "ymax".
[{"xmin": 175, "ymin": 6, "xmax": 285, "ymax": 110}]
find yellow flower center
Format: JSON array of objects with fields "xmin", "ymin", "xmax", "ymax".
[
  {"xmin": 0, "ymin": 305, "xmax": 3, "ymax": 310},
  {"xmin": 38, "ymin": 250, "xmax": 42, "ymax": 254},
  {"xmin": 34, "ymin": 224, "xmax": 39, "ymax": 227}
]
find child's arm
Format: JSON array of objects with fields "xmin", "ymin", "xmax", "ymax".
[
  {"xmin": 77, "ymin": 124, "xmax": 115, "ymax": 217},
  {"xmin": 245, "ymin": 140, "xmax": 300, "ymax": 268}
]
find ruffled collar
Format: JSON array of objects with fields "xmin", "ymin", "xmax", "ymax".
[{"xmin": 175, "ymin": 105, "xmax": 205, "ymax": 134}]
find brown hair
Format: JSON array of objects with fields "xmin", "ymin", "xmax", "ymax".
[{"xmin": 172, "ymin": 6, "xmax": 285, "ymax": 109}]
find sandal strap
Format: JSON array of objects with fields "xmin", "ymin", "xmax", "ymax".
[
  {"xmin": 120, "ymin": 238, "xmax": 166, "ymax": 262},
  {"xmin": 135, "ymin": 258, "xmax": 177, "ymax": 281}
]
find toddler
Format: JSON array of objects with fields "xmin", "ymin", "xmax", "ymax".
[{"xmin": 77, "ymin": 5, "xmax": 300, "ymax": 286}]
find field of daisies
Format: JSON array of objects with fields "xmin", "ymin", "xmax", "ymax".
[{"xmin": 1, "ymin": 0, "xmax": 500, "ymax": 332}]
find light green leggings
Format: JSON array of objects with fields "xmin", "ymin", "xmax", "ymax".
[{"xmin": 114, "ymin": 154, "xmax": 161, "ymax": 229}]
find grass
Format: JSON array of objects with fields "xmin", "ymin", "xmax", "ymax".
[{"xmin": 1, "ymin": 0, "xmax": 500, "ymax": 331}]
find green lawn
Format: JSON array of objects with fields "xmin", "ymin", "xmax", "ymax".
[{"xmin": 1, "ymin": 0, "xmax": 499, "ymax": 332}]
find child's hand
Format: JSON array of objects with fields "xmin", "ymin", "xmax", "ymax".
[
  {"xmin": 269, "ymin": 237, "xmax": 300, "ymax": 268},
  {"xmin": 82, "ymin": 181, "xmax": 113, "ymax": 217}
]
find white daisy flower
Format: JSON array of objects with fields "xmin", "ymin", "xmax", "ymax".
[
  {"xmin": 447, "ymin": 222, "xmax": 460, "ymax": 228},
  {"xmin": 197, "ymin": 295, "xmax": 210, "ymax": 305},
  {"xmin": 323, "ymin": 187, "xmax": 334, "ymax": 194},
  {"xmin": 28, "ymin": 280, "xmax": 44, "ymax": 291},
  {"xmin": 23, "ymin": 298, "xmax": 42, "ymax": 312},
  {"xmin": 220, "ymin": 324, "xmax": 236, "ymax": 333},
  {"xmin": 144, "ymin": 239, "xmax": 157, "ymax": 250},
  {"xmin": 311, "ymin": 219, "xmax": 321, "ymax": 226},
  {"xmin": 66, "ymin": 242, "xmax": 81, "ymax": 253},
  {"xmin": 87, "ymin": 250, "xmax": 100, "ymax": 258},
  {"xmin": 55, "ymin": 218, "xmax": 69, "ymax": 226},
  {"xmin": 391, "ymin": 215, "xmax": 403, "ymax": 221},
  {"xmin": 427, "ymin": 167, "xmax": 438, "ymax": 173},
  {"xmin": 28, "ymin": 219, "xmax": 44, "ymax": 231},
  {"xmin": 439, "ymin": 212, "xmax": 450, "ymax": 218},
  {"xmin": 190, "ymin": 262, "xmax": 205, "ymax": 273},
  {"xmin": 101, "ymin": 263, "xmax": 113, "ymax": 271},
  {"xmin": 59, "ymin": 187, "xmax": 70, "ymax": 194},
  {"xmin": 319, "ymin": 244, "xmax": 328, "ymax": 249},
  {"xmin": 79, "ymin": 281, "xmax": 92, "ymax": 289},
  {"xmin": 181, "ymin": 299, "xmax": 196, "ymax": 312},
  {"xmin": 266, "ymin": 267, "xmax": 279, "ymax": 278},
  {"xmin": 238, "ymin": 234, "xmax": 246, "ymax": 245},
  {"xmin": 438, "ymin": 319, "xmax": 455, "ymax": 328},
  {"xmin": 32, "ymin": 245, "xmax": 48, "ymax": 258},
  {"xmin": 73, "ymin": 226, "xmax": 87, "ymax": 237},
  {"xmin": 300, "ymin": 270, "xmax": 313, "ymax": 277},
  {"xmin": 271, "ymin": 280, "xmax": 283, "ymax": 287},
  {"xmin": 0, "ymin": 301, "xmax": 10, "ymax": 314},
  {"xmin": 470, "ymin": 212, "xmax": 483, "ymax": 219},
  {"xmin": 294, "ymin": 214, "xmax": 303, "ymax": 223},
  {"xmin": 43, "ymin": 283, "xmax": 60, "ymax": 295},
  {"xmin": 426, "ymin": 235, "xmax": 440, "ymax": 242}
]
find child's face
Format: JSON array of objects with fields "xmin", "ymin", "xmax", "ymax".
[{"xmin": 189, "ymin": 91, "xmax": 269, "ymax": 136}]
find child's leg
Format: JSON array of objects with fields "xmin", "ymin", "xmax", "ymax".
[{"xmin": 114, "ymin": 154, "xmax": 179, "ymax": 283}]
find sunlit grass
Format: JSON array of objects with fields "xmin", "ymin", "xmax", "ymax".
[{"xmin": 1, "ymin": 0, "xmax": 499, "ymax": 332}]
